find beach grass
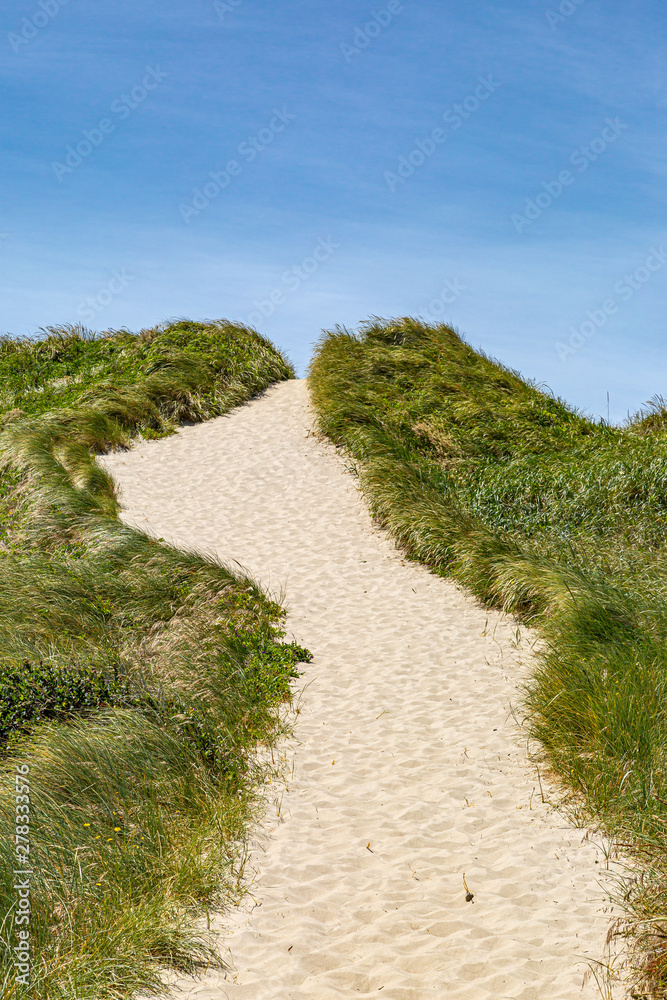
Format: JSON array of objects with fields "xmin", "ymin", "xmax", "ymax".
[
  {"xmin": 0, "ymin": 320, "xmax": 310, "ymax": 998},
  {"xmin": 309, "ymin": 316, "xmax": 667, "ymax": 997}
]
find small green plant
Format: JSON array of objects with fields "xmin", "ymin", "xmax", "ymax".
[
  {"xmin": 0, "ymin": 657, "xmax": 132, "ymax": 743},
  {"xmin": 239, "ymin": 628, "xmax": 311, "ymax": 704}
]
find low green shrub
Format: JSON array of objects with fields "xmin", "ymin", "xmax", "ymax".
[{"xmin": 0, "ymin": 658, "xmax": 132, "ymax": 743}]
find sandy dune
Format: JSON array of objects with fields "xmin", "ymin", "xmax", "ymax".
[{"xmin": 100, "ymin": 378, "xmax": 623, "ymax": 1000}]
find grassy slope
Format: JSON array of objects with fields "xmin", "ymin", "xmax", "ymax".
[
  {"xmin": 309, "ymin": 317, "xmax": 667, "ymax": 997},
  {"xmin": 0, "ymin": 319, "xmax": 287, "ymax": 418},
  {"xmin": 0, "ymin": 321, "xmax": 310, "ymax": 999}
]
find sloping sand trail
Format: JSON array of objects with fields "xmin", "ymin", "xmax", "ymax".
[{"xmin": 100, "ymin": 378, "xmax": 625, "ymax": 1000}]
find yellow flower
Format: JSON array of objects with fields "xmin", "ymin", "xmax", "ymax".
[
  {"xmin": 84, "ymin": 823, "xmax": 91, "ymax": 827},
  {"xmin": 95, "ymin": 835, "xmax": 101, "ymax": 840},
  {"xmin": 107, "ymin": 837, "xmax": 113, "ymax": 842},
  {"xmin": 114, "ymin": 827, "xmax": 121, "ymax": 832}
]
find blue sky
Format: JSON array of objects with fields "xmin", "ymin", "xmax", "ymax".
[{"xmin": 1, "ymin": 0, "xmax": 665, "ymax": 421}]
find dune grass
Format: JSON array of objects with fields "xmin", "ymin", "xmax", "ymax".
[
  {"xmin": 309, "ymin": 316, "xmax": 667, "ymax": 997},
  {"xmin": 0, "ymin": 320, "xmax": 310, "ymax": 998}
]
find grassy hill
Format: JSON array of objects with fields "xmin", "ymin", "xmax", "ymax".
[
  {"xmin": 309, "ymin": 316, "xmax": 667, "ymax": 996},
  {"xmin": 0, "ymin": 321, "xmax": 310, "ymax": 999}
]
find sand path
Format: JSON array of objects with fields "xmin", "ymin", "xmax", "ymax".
[{"xmin": 100, "ymin": 379, "xmax": 621, "ymax": 1000}]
